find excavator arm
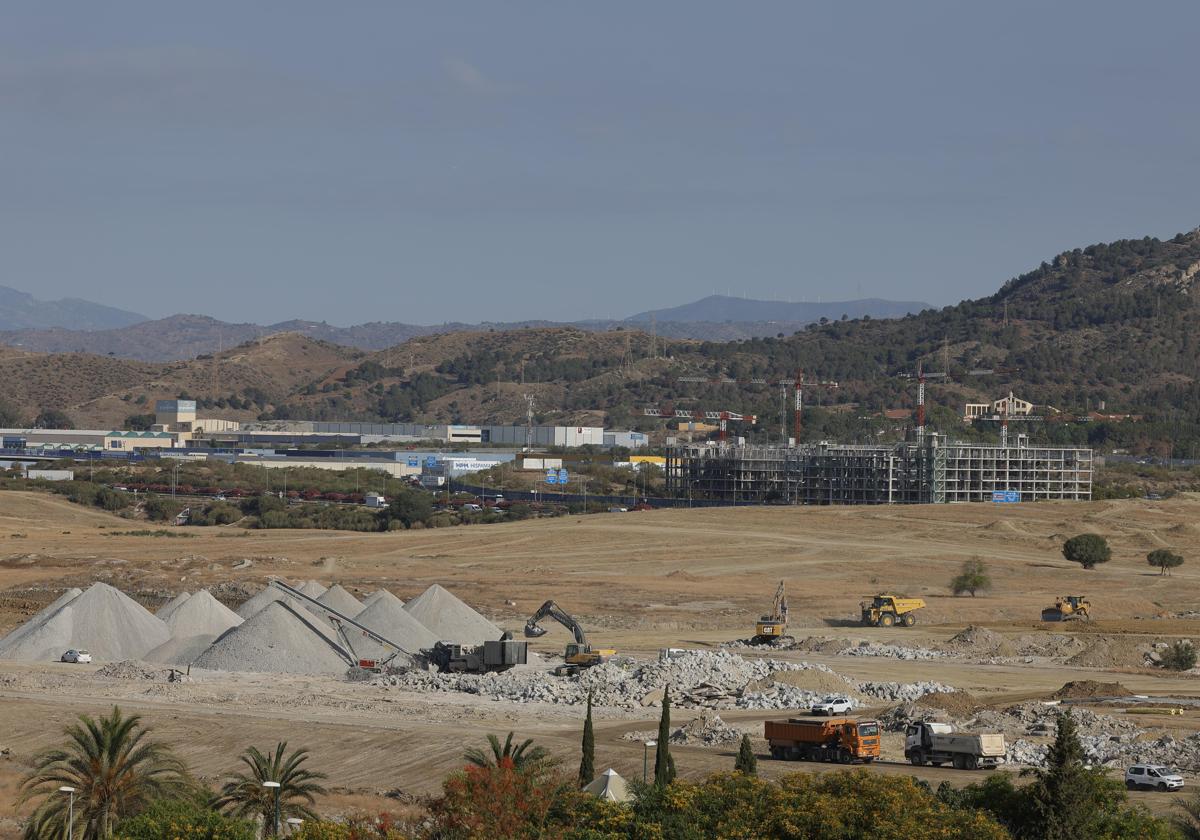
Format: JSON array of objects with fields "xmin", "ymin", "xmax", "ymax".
[{"xmin": 524, "ymin": 600, "xmax": 588, "ymax": 646}]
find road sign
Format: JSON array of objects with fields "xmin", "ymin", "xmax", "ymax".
[
  {"xmin": 545, "ymin": 472, "xmax": 558, "ymax": 485},
  {"xmin": 406, "ymin": 456, "xmax": 419, "ymax": 468},
  {"xmin": 558, "ymin": 468, "xmax": 568, "ymax": 483},
  {"xmin": 992, "ymin": 490, "xmax": 1020, "ymax": 503},
  {"xmin": 424, "ymin": 456, "xmax": 438, "ymax": 469}
]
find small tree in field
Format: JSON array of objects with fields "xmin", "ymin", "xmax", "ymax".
[
  {"xmin": 951, "ymin": 558, "xmax": 992, "ymax": 596},
  {"xmin": 1062, "ymin": 534, "xmax": 1111, "ymax": 569},
  {"xmin": 1161, "ymin": 640, "xmax": 1197, "ymax": 671},
  {"xmin": 734, "ymin": 734, "xmax": 757, "ymax": 776},
  {"xmin": 1148, "ymin": 549, "xmax": 1184, "ymax": 576}
]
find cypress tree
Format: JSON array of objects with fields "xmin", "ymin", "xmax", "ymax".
[
  {"xmin": 578, "ymin": 691, "xmax": 595, "ymax": 787},
  {"xmin": 1029, "ymin": 711, "xmax": 1100, "ymax": 839},
  {"xmin": 654, "ymin": 687, "xmax": 674, "ymax": 787},
  {"xmin": 735, "ymin": 733, "xmax": 757, "ymax": 775}
]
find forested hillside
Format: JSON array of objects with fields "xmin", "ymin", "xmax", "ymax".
[{"xmin": 4, "ymin": 228, "xmax": 1199, "ymax": 457}]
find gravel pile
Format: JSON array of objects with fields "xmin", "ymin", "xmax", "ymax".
[
  {"xmin": 298, "ymin": 580, "xmax": 328, "ymax": 599},
  {"xmin": 0, "ymin": 588, "xmax": 82, "ymax": 650},
  {"xmin": 354, "ymin": 590, "xmax": 438, "ymax": 656},
  {"xmin": 194, "ymin": 601, "xmax": 351, "ymax": 675},
  {"xmin": 147, "ymin": 590, "xmax": 244, "ymax": 666},
  {"xmin": 314, "ymin": 585, "xmax": 364, "ymax": 618},
  {"xmin": 236, "ymin": 584, "xmax": 305, "ymax": 619},
  {"xmin": 95, "ymin": 660, "xmax": 176, "ymax": 680},
  {"xmin": 0, "ymin": 582, "xmax": 168, "ymax": 662},
  {"xmin": 359, "ymin": 589, "xmax": 401, "ymax": 611},
  {"xmin": 155, "ymin": 592, "xmax": 191, "ymax": 620},
  {"xmin": 403, "ymin": 584, "xmax": 503, "ymax": 645}
]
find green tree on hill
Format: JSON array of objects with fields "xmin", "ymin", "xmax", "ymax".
[
  {"xmin": 951, "ymin": 557, "xmax": 992, "ymax": 596},
  {"xmin": 1062, "ymin": 533, "xmax": 1111, "ymax": 569},
  {"xmin": 1148, "ymin": 549, "xmax": 1184, "ymax": 576}
]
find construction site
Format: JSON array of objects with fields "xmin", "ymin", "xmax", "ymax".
[
  {"xmin": 0, "ymin": 488, "xmax": 1197, "ymax": 829},
  {"xmin": 665, "ymin": 435, "xmax": 1094, "ymax": 504}
]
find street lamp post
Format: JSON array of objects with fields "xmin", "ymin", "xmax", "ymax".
[
  {"xmin": 262, "ymin": 781, "xmax": 281, "ymax": 837},
  {"xmin": 58, "ymin": 786, "xmax": 75, "ymax": 840},
  {"xmin": 643, "ymin": 740, "xmax": 656, "ymax": 784}
]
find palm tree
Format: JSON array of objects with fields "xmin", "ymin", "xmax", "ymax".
[
  {"xmin": 212, "ymin": 742, "xmax": 326, "ymax": 835},
  {"xmin": 19, "ymin": 706, "xmax": 189, "ymax": 840},
  {"xmin": 464, "ymin": 732, "xmax": 549, "ymax": 771},
  {"xmin": 1174, "ymin": 791, "xmax": 1200, "ymax": 840}
]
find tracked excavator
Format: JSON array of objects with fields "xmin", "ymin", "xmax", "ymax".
[
  {"xmin": 752, "ymin": 580, "xmax": 791, "ymax": 644},
  {"xmin": 524, "ymin": 600, "xmax": 616, "ymax": 676}
]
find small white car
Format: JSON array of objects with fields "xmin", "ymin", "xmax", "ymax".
[
  {"xmin": 61, "ymin": 649, "xmax": 92, "ymax": 664},
  {"xmin": 1126, "ymin": 764, "xmax": 1184, "ymax": 791},
  {"xmin": 811, "ymin": 695, "xmax": 855, "ymax": 716}
]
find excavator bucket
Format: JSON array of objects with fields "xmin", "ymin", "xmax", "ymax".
[{"xmin": 523, "ymin": 621, "xmax": 547, "ymax": 638}]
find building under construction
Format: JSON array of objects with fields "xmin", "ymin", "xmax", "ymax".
[{"xmin": 665, "ymin": 435, "xmax": 1093, "ymax": 504}]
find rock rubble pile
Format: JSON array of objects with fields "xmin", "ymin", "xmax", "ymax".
[{"xmin": 373, "ymin": 649, "xmax": 956, "ymax": 711}]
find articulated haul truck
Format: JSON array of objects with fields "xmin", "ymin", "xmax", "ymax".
[
  {"xmin": 765, "ymin": 717, "xmax": 880, "ymax": 764},
  {"xmin": 904, "ymin": 720, "xmax": 1006, "ymax": 769}
]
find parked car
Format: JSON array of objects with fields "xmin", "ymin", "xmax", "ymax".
[
  {"xmin": 608, "ymin": 507, "xmax": 628, "ymax": 513},
  {"xmin": 1126, "ymin": 764, "xmax": 1184, "ymax": 791},
  {"xmin": 61, "ymin": 649, "xmax": 92, "ymax": 664},
  {"xmin": 810, "ymin": 695, "xmax": 855, "ymax": 716},
  {"xmin": 461, "ymin": 503, "xmax": 483, "ymax": 513}
]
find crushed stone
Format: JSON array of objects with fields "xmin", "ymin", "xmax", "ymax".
[
  {"xmin": 403, "ymin": 584, "xmax": 503, "ymax": 645},
  {"xmin": 155, "ymin": 592, "xmax": 191, "ymax": 620},
  {"xmin": 314, "ymin": 584, "xmax": 364, "ymax": 618},
  {"xmin": 235, "ymin": 583, "xmax": 306, "ymax": 619},
  {"xmin": 194, "ymin": 601, "xmax": 351, "ymax": 675},
  {"xmin": 353, "ymin": 590, "xmax": 438, "ymax": 656},
  {"xmin": 0, "ymin": 582, "xmax": 168, "ymax": 662}
]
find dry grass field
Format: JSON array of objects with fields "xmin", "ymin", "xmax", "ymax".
[{"xmin": 1, "ymin": 490, "xmax": 1198, "ymax": 831}]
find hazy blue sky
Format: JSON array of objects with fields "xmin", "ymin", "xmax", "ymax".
[{"xmin": 3, "ymin": 2, "xmax": 1198, "ymax": 325}]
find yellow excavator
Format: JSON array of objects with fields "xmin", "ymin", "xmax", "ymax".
[
  {"xmin": 1042, "ymin": 595, "xmax": 1091, "ymax": 622},
  {"xmin": 861, "ymin": 594, "xmax": 926, "ymax": 628},
  {"xmin": 524, "ymin": 600, "xmax": 616, "ymax": 676},
  {"xmin": 752, "ymin": 580, "xmax": 791, "ymax": 644}
]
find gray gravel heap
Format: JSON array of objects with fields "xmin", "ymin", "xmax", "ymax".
[
  {"xmin": 235, "ymin": 584, "xmax": 305, "ymax": 619},
  {"xmin": 353, "ymin": 590, "xmax": 438, "ymax": 656},
  {"xmin": 0, "ymin": 588, "xmax": 82, "ymax": 653},
  {"xmin": 403, "ymin": 584, "xmax": 503, "ymax": 644},
  {"xmin": 0, "ymin": 582, "xmax": 168, "ymax": 662},
  {"xmin": 359, "ymin": 589, "xmax": 401, "ymax": 611},
  {"xmin": 147, "ymin": 590, "xmax": 244, "ymax": 666},
  {"xmin": 155, "ymin": 592, "xmax": 191, "ymax": 620},
  {"xmin": 314, "ymin": 584, "xmax": 364, "ymax": 618},
  {"xmin": 194, "ymin": 600, "xmax": 351, "ymax": 675}
]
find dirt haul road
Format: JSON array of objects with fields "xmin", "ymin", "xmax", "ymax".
[{"xmin": 1, "ymin": 490, "xmax": 1199, "ymax": 827}]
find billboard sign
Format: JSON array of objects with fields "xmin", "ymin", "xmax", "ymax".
[{"xmin": 992, "ymin": 490, "xmax": 1020, "ymax": 503}]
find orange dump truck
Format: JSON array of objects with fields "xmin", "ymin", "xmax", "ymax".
[{"xmin": 765, "ymin": 717, "xmax": 881, "ymax": 764}]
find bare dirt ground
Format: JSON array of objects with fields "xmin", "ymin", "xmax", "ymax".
[{"xmin": 1, "ymin": 490, "xmax": 1199, "ymax": 832}]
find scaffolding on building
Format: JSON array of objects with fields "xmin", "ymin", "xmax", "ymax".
[{"xmin": 665, "ymin": 434, "xmax": 1092, "ymax": 505}]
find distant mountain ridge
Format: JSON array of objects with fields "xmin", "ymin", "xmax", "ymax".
[
  {"xmin": 0, "ymin": 294, "xmax": 926, "ymax": 361},
  {"xmin": 0, "ymin": 285, "xmax": 147, "ymax": 331},
  {"xmin": 626, "ymin": 295, "xmax": 931, "ymax": 324}
]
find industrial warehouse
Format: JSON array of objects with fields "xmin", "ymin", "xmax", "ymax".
[{"xmin": 665, "ymin": 435, "xmax": 1094, "ymax": 504}]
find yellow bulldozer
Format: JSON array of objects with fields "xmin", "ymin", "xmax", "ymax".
[
  {"xmin": 752, "ymin": 581, "xmax": 790, "ymax": 644},
  {"xmin": 1041, "ymin": 595, "xmax": 1091, "ymax": 622},
  {"xmin": 861, "ymin": 594, "xmax": 926, "ymax": 628}
]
